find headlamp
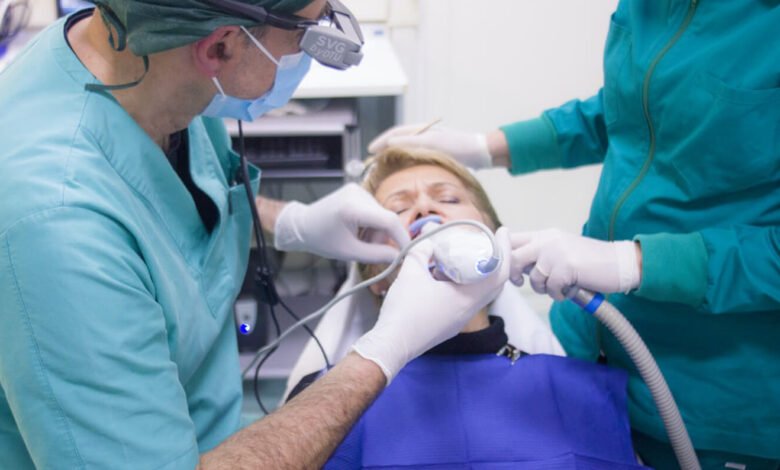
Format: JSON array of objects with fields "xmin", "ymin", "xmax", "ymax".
[{"xmin": 202, "ymin": 0, "xmax": 364, "ymax": 70}]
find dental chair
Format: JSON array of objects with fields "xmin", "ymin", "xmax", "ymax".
[{"xmin": 283, "ymin": 264, "xmax": 565, "ymax": 401}]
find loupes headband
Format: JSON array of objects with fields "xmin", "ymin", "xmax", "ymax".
[{"xmin": 201, "ymin": 0, "xmax": 364, "ymax": 70}]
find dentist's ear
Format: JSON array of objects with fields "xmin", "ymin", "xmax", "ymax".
[{"xmin": 191, "ymin": 26, "xmax": 242, "ymax": 77}]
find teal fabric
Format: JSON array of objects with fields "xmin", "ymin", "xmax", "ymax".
[
  {"xmin": 0, "ymin": 18, "xmax": 259, "ymax": 469},
  {"xmin": 96, "ymin": 0, "xmax": 314, "ymax": 55},
  {"xmin": 500, "ymin": 115, "xmax": 562, "ymax": 173},
  {"xmin": 503, "ymin": 0, "xmax": 780, "ymax": 459},
  {"xmin": 632, "ymin": 232, "xmax": 708, "ymax": 306},
  {"xmin": 633, "ymin": 432, "xmax": 780, "ymax": 470}
]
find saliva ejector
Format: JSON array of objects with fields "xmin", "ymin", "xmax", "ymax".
[{"xmin": 408, "ymin": 215, "xmax": 500, "ymax": 284}]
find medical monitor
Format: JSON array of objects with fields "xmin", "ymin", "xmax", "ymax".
[{"xmin": 57, "ymin": 0, "xmax": 93, "ymax": 16}]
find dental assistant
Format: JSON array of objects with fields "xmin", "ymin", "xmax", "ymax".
[
  {"xmin": 370, "ymin": 1, "xmax": 780, "ymax": 468},
  {"xmin": 0, "ymin": 1, "xmax": 512, "ymax": 468}
]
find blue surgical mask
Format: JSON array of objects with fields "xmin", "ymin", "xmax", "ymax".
[{"xmin": 201, "ymin": 26, "xmax": 312, "ymax": 121}]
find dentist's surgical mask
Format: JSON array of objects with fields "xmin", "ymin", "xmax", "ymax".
[{"xmin": 201, "ymin": 26, "xmax": 312, "ymax": 121}]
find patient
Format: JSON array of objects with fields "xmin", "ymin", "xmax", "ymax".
[{"xmin": 289, "ymin": 148, "xmax": 647, "ymax": 469}]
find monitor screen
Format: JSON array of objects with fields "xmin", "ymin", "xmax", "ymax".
[{"xmin": 58, "ymin": 0, "xmax": 93, "ymax": 16}]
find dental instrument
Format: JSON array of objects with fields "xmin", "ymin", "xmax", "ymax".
[{"xmin": 413, "ymin": 118, "xmax": 443, "ymax": 136}]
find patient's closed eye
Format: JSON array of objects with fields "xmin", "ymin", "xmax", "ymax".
[{"xmin": 432, "ymin": 188, "xmax": 462, "ymax": 204}]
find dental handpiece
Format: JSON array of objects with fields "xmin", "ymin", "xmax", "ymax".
[{"xmin": 408, "ymin": 215, "xmax": 500, "ymax": 284}]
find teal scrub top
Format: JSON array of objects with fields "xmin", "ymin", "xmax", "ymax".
[
  {"xmin": 0, "ymin": 16, "xmax": 259, "ymax": 469},
  {"xmin": 501, "ymin": 0, "xmax": 780, "ymax": 458}
]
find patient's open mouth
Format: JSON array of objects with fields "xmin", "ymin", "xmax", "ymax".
[{"xmin": 408, "ymin": 215, "xmax": 443, "ymax": 240}]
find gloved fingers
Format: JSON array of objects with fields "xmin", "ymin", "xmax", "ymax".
[
  {"xmin": 509, "ymin": 231, "xmax": 537, "ymax": 249},
  {"xmin": 528, "ymin": 265, "xmax": 550, "ymax": 295},
  {"xmin": 545, "ymin": 265, "xmax": 576, "ymax": 301},
  {"xmin": 355, "ymin": 205, "xmax": 410, "ymax": 248},
  {"xmin": 368, "ymin": 123, "xmax": 429, "ymax": 153},
  {"xmin": 494, "ymin": 227, "xmax": 512, "ymax": 279},
  {"xmin": 510, "ymin": 274, "xmax": 525, "ymax": 287},
  {"xmin": 349, "ymin": 240, "xmax": 403, "ymax": 264},
  {"xmin": 509, "ymin": 241, "xmax": 540, "ymax": 287},
  {"xmin": 562, "ymin": 285, "xmax": 580, "ymax": 300},
  {"xmin": 402, "ymin": 238, "xmax": 435, "ymax": 271}
]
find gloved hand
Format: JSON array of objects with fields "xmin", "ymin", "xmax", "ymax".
[
  {"xmin": 274, "ymin": 183, "xmax": 410, "ymax": 263},
  {"xmin": 509, "ymin": 229, "xmax": 641, "ymax": 301},
  {"xmin": 353, "ymin": 227, "xmax": 511, "ymax": 383},
  {"xmin": 368, "ymin": 123, "xmax": 492, "ymax": 170}
]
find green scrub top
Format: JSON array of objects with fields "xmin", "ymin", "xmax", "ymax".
[
  {"xmin": 0, "ymin": 15, "xmax": 259, "ymax": 469},
  {"xmin": 501, "ymin": 0, "xmax": 780, "ymax": 459}
]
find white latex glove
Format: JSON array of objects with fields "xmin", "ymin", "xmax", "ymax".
[
  {"xmin": 368, "ymin": 123, "xmax": 492, "ymax": 170},
  {"xmin": 353, "ymin": 227, "xmax": 511, "ymax": 383},
  {"xmin": 274, "ymin": 183, "xmax": 410, "ymax": 263},
  {"xmin": 509, "ymin": 229, "xmax": 641, "ymax": 301}
]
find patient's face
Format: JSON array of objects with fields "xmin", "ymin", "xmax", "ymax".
[
  {"xmin": 367, "ymin": 164, "xmax": 493, "ymax": 331},
  {"xmin": 374, "ymin": 165, "xmax": 490, "ymax": 234},
  {"xmin": 364, "ymin": 164, "xmax": 489, "ymax": 291},
  {"xmin": 366, "ymin": 164, "xmax": 493, "ymax": 332}
]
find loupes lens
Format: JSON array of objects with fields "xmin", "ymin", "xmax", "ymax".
[{"xmin": 299, "ymin": 0, "xmax": 363, "ymax": 70}]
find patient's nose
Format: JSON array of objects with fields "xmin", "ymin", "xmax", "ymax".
[{"xmin": 411, "ymin": 207, "xmax": 442, "ymax": 223}]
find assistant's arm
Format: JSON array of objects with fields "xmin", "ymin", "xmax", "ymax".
[
  {"xmin": 369, "ymin": 92, "xmax": 609, "ymax": 174},
  {"xmin": 635, "ymin": 226, "xmax": 780, "ymax": 312},
  {"xmin": 199, "ymin": 353, "xmax": 383, "ymax": 469},
  {"xmin": 497, "ymin": 91, "xmax": 609, "ymax": 174}
]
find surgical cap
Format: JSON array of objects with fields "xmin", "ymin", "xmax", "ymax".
[{"xmin": 92, "ymin": 0, "xmax": 313, "ymax": 56}]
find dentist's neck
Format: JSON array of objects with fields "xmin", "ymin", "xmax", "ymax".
[{"xmin": 68, "ymin": 10, "xmax": 212, "ymax": 150}]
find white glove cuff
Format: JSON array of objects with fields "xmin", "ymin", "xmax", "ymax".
[
  {"xmin": 352, "ymin": 332, "xmax": 405, "ymax": 386},
  {"xmin": 273, "ymin": 201, "xmax": 307, "ymax": 252},
  {"xmin": 615, "ymin": 241, "xmax": 641, "ymax": 293},
  {"xmin": 473, "ymin": 133, "xmax": 492, "ymax": 169}
]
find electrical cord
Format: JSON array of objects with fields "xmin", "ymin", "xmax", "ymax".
[
  {"xmin": 253, "ymin": 303, "xmax": 281, "ymax": 415},
  {"xmin": 278, "ymin": 297, "xmax": 332, "ymax": 369},
  {"xmin": 252, "ymin": 300, "xmax": 334, "ymax": 415},
  {"xmin": 237, "ymin": 121, "xmax": 332, "ymax": 413}
]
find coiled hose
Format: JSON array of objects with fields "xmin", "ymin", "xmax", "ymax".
[{"xmin": 573, "ymin": 290, "xmax": 701, "ymax": 470}]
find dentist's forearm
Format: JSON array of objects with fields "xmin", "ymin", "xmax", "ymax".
[{"xmin": 199, "ymin": 353, "xmax": 385, "ymax": 469}]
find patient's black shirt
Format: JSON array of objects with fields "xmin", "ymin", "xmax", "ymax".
[{"xmin": 287, "ymin": 316, "xmax": 525, "ymax": 401}]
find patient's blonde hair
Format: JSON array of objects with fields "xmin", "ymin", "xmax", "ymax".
[{"xmin": 362, "ymin": 147, "xmax": 501, "ymax": 229}]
